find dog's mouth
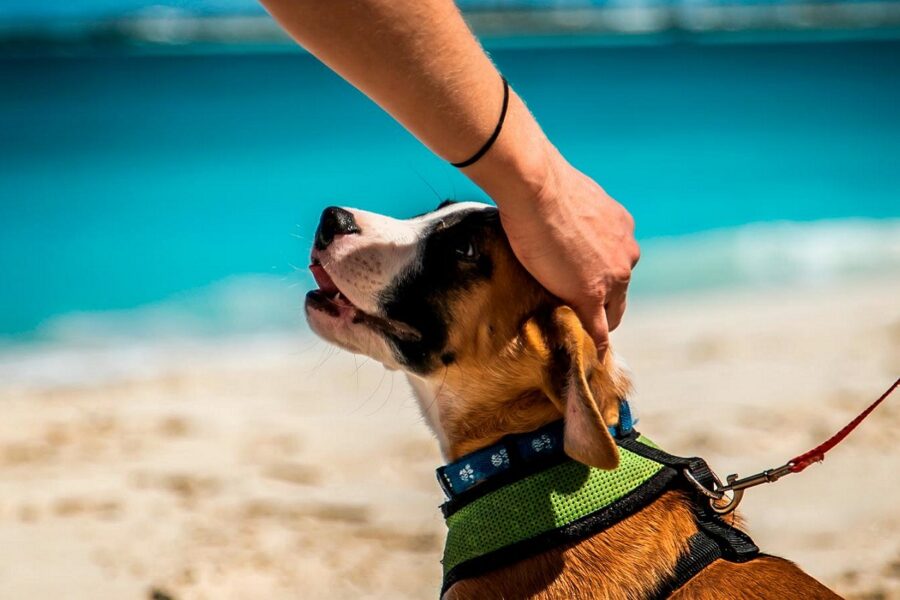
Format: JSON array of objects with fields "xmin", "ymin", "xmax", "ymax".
[
  {"xmin": 307, "ymin": 260, "xmax": 422, "ymax": 343},
  {"xmin": 307, "ymin": 261, "xmax": 355, "ymax": 315}
]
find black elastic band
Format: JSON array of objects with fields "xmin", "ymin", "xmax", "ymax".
[{"xmin": 451, "ymin": 77, "xmax": 509, "ymax": 168}]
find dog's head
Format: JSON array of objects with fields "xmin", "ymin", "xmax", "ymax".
[{"xmin": 306, "ymin": 201, "xmax": 630, "ymax": 467}]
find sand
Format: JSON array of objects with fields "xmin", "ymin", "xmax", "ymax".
[{"xmin": 1, "ymin": 277, "xmax": 898, "ymax": 600}]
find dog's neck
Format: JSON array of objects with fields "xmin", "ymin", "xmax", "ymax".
[
  {"xmin": 407, "ymin": 373, "xmax": 561, "ymax": 460},
  {"xmin": 408, "ymin": 355, "xmax": 627, "ymax": 462}
]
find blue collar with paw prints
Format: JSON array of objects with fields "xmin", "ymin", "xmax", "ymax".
[{"xmin": 436, "ymin": 399, "xmax": 635, "ymax": 498}]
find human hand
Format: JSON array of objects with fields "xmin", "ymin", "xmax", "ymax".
[{"xmin": 496, "ymin": 150, "xmax": 639, "ymax": 358}]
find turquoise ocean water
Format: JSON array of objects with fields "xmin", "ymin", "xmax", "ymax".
[{"xmin": 1, "ymin": 38, "xmax": 899, "ymax": 342}]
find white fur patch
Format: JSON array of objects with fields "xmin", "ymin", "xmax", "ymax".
[{"xmin": 307, "ymin": 201, "xmax": 493, "ymax": 456}]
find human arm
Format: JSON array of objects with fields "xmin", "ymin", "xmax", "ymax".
[{"xmin": 259, "ymin": 0, "xmax": 640, "ymax": 354}]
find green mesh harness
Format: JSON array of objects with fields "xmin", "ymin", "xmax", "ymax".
[{"xmin": 436, "ymin": 406, "xmax": 760, "ymax": 597}]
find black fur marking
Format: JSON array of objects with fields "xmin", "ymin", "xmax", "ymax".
[
  {"xmin": 529, "ymin": 308, "xmax": 572, "ymax": 394},
  {"xmin": 441, "ymin": 352, "xmax": 456, "ymax": 365},
  {"xmin": 380, "ymin": 207, "xmax": 501, "ymax": 374},
  {"xmin": 476, "ymin": 254, "xmax": 493, "ymax": 278},
  {"xmin": 437, "ymin": 199, "xmax": 458, "ymax": 209}
]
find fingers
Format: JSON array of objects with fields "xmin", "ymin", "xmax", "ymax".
[
  {"xmin": 576, "ymin": 301, "xmax": 610, "ymax": 360},
  {"xmin": 605, "ymin": 288, "xmax": 627, "ymax": 332}
]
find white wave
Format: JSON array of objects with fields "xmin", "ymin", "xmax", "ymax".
[
  {"xmin": 632, "ymin": 218, "xmax": 900, "ymax": 296},
  {"xmin": 0, "ymin": 332, "xmax": 309, "ymax": 391},
  {"xmin": 0, "ymin": 274, "xmax": 313, "ymax": 390},
  {"xmin": 33, "ymin": 273, "xmax": 306, "ymax": 344}
]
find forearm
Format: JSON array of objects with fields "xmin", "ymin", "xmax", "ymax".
[
  {"xmin": 264, "ymin": 0, "xmax": 638, "ymax": 345},
  {"xmin": 259, "ymin": 0, "xmax": 555, "ymax": 208}
]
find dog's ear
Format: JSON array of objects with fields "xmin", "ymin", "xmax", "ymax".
[{"xmin": 522, "ymin": 306, "xmax": 621, "ymax": 470}]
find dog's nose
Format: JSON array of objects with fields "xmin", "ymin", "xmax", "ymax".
[{"xmin": 315, "ymin": 206, "xmax": 361, "ymax": 250}]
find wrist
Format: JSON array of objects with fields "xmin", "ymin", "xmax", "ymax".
[{"xmin": 460, "ymin": 91, "xmax": 560, "ymax": 212}]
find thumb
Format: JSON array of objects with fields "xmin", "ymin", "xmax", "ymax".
[{"xmin": 575, "ymin": 301, "xmax": 610, "ymax": 360}]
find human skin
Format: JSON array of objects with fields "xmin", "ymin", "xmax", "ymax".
[{"xmin": 259, "ymin": 0, "xmax": 640, "ymax": 355}]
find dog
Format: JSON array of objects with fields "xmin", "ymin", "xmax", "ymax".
[{"xmin": 305, "ymin": 201, "xmax": 840, "ymax": 599}]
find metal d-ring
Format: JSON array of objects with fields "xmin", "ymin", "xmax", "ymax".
[
  {"xmin": 682, "ymin": 467, "xmax": 745, "ymax": 515},
  {"xmin": 682, "ymin": 468, "xmax": 725, "ymax": 501},
  {"xmin": 710, "ymin": 474, "xmax": 745, "ymax": 515},
  {"xmin": 684, "ymin": 462, "xmax": 798, "ymax": 516}
]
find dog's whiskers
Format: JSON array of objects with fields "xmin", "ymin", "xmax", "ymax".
[
  {"xmin": 362, "ymin": 368, "xmax": 393, "ymax": 417},
  {"xmin": 421, "ymin": 365, "xmax": 451, "ymax": 421}
]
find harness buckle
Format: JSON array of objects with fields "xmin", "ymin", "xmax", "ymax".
[{"xmin": 683, "ymin": 462, "xmax": 795, "ymax": 515}]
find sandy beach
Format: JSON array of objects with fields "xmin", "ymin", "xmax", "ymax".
[{"xmin": 1, "ymin": 277, "xmax": 897, "ymax": 600}]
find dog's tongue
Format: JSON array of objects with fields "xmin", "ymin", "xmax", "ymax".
[{"xmin": 309, "ymin": 264, "xmax": 340, "ymax": 295}]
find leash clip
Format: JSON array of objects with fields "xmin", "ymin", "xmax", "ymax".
[
  {"xmin": 683, "ymin": 462, "xmax": 795, "ymax": 516},
  {"xmin": 681, "ymin": 378, "xmax": 898, "ymax": 516}
]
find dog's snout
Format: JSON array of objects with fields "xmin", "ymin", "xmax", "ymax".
[{"xmin": 315, "ymin": 206, "xmax": 361, "ymax": 250}]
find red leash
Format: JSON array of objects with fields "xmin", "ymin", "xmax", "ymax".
[
  {"xmin": 789, "ymin": 377, "xmax": 899, "ymax": 473},
  {"xmin": 686, "ymin": 377, "xmax": 899, "ymax": 515}
]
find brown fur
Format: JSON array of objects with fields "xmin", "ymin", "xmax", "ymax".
[
  {"xmin": 424, "ymin": 229, "xmax": 839, "ymax": 598},
  {"xmin": 672, "ymin": 556, "xmax": 840, "ymax": 600}
]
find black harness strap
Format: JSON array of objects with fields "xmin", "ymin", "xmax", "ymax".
[
  {"xmin": 651, "ymin": 530, "xmax": 723, "ymax": 599},
  {"xmin": 618, "ymin": 435, "xmax": 760, "ymax": 597}
]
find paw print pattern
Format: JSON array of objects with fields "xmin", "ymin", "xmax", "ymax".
[
  {"xmin": 490, "ymin": 448, "xmax": 510, "ymax": 468},
  {"xmin": 459, "ymin": 464, "xmax": 475, "ymax": 482},
  {"xmin": 531, "ymin": 434, "xmax": 554, "ymax": 453}
]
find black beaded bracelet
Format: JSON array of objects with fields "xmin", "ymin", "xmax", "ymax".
[{"xmin": 451, "ymin": 76, "xmax": 510, "ymax": 169}]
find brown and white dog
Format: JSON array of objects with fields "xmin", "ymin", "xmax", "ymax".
[{"xmin": 305, "ymin": 201, "xmax": 840, "ymax": 599}]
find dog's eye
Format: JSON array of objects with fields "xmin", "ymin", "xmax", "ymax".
[{"xmin": 455, "ymin": 241, "xmax": 478, "ymax": 261}]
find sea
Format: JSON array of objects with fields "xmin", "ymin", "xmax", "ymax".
[{"xmin": 1, "ymin": 35, "xmax": 899, "ymax": 348}]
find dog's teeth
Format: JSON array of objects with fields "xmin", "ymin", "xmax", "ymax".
[{"xmin": 334, "ymin": 292, "xmax": 342, "ymax": 301}]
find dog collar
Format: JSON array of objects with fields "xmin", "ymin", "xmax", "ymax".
[
  {"xmin": 436, "ymin": 399, "xmax": 635, "ymax": 497},
  {"xmin": 436, "ymin": 402, "xmax": 759, "ymax": 597}
]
